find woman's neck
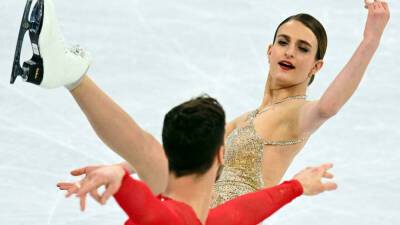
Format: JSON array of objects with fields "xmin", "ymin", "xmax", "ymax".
[{"xmin": 260, "ymin": 76, "xmax": 308, "ymax": 109}]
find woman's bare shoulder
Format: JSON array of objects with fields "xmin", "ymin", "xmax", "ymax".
[{"xmin": 225, "ymin": 110, "xmax": 254, "ymax": 136}]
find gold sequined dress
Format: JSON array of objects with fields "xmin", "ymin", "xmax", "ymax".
[{"xmin": 211, "ymin": 109, "xmax": 304, "ymax": 208}]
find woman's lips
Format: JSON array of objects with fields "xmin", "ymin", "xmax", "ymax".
[{"xmin": 278, "ymin": 61, "xmax": 295, "ymax": 71}]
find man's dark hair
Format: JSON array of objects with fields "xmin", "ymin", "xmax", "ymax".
[{"xmin": 162, "ymin": 95, "xmax": 225, "ymax": 177}]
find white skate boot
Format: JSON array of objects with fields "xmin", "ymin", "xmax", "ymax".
[{"xmin": 11, "ymin": 0, "xmax": 90, "ymax": 89}]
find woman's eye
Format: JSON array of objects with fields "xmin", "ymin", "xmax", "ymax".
[
  {"xmin": 299, "ymin": 47, "xmax": 309, "ymax": 53},
  {"xmin": 278, "ymin": 40, "xmax": 288, "ymax": 46}
]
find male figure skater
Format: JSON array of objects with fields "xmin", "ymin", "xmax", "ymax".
[{"xmin": 61, "ymin": 96, "xmax": 336, "ymax": 225}]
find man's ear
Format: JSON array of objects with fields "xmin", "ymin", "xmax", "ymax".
[{"xmin": 217, "ymin": 146, "xmax": 224, "ymax": 165}]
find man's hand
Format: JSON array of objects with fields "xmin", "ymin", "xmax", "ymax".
[
  {"xmin": 57, "ymin": 164, "xmax": 125, "ymax": 211},
  {"xmin": 293, "ymin": 163, "xmax": 337, "ymax": 196}
]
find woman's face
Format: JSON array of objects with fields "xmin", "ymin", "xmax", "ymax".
[{"xmin": 268, "ymin": 20, "xmax": 323, "ymax": 87}]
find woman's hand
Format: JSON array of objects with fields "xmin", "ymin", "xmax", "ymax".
[{"xmin": 363, "ymin": 0, "xmax": 390, "ymax": 44}]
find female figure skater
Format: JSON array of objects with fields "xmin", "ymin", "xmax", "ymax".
[{"xmin": 211, "ymin": 0, "xmax": 390, "ymax": 206}]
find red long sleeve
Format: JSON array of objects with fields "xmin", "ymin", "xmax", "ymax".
[
  {"xmin": 113, "ymin": 172, "xmax": 183, "ymax": 225},
  {"xmin": 114, "ymin": 173, "xmax": 201, "ymax": 225},
  {"xmin": 206, "ymin": 180, "xmax": 303, "ymax": 225},
  {"xmin": 114, "ymin": 172, "xmax": 302, "ymax": 225}
]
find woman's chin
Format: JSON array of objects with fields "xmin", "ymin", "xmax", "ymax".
[
  {"xmin": 270, "ymin": 74, "xmax": 291, "ymax": 85},
  {"xmin": 272, "ymin": 78, "xmax": 304, "ymax": 89}
]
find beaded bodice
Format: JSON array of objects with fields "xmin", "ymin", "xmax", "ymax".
[{"xmin": 211, "ymin": 109, "xmax": 304, "ymax": 207}]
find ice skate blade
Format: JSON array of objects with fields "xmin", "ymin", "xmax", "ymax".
[{"xmin": 10, "ymin": 0, "xmax": 44, "ymax": 85}]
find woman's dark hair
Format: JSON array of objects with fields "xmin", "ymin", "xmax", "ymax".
[
  {"xmin": 273, "ymin": 13, "xmax": 327, "ymax": 85},
  {"xmin": 162, "ymin": 95, "xmax": 225, "ymax": 177}
]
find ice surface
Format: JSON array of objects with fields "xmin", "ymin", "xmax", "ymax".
[{"xmin": 1, "ymin": 0, "xmax": 399, "ymax": 224}]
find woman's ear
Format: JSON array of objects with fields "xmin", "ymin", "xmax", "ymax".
[
  {"xmin": 267, "ymin": 44, "xmax": 273, "ymax": 63},
  {"xmin": 310, "ymin": 60, "xmax": 324, "ymax": 76}
]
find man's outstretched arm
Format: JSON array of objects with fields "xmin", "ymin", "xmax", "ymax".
[
  {"xmin": 61, "ymin": 165, "xmax": 178, "ymax": 225},
  {"xmin": 207, "ymin": 163, "xmax": 337, "ymax": 225}
]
